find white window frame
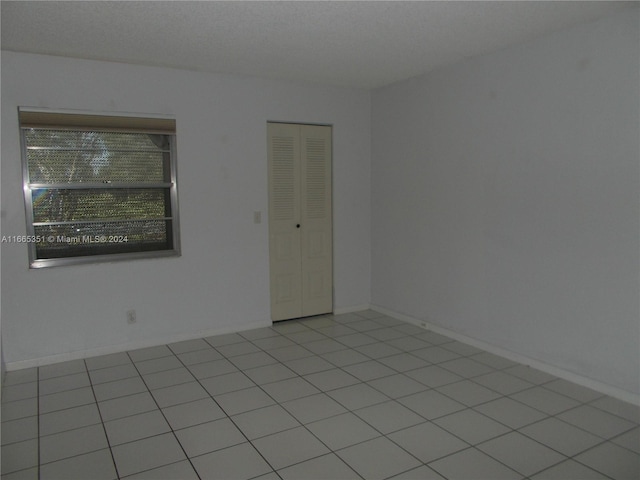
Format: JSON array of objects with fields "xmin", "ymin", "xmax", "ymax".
[{"xmin": 19, "ymin": 108, "xmax": 181, "ymax": 268}]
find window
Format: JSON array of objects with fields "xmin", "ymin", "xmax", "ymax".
[{"xmin": 19, "ymin": 109, "xmax": 180, "ymax": 268}]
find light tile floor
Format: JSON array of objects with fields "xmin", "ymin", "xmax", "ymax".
[{"xmin": 2, "ymin": 310, "xmax": 639, "ymax": 479}]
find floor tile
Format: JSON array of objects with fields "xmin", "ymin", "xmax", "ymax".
[
  {"xmin": 398, "ymin": 389, "xmax": 466, "ymax": 420},
  {"xmin": 191, "ymin": 442, "xmax": 272, "ymax": 480},
  {"xmin": 204, "ymin": 332, "xmax": 246, "ymax": 347},
  {"xmin": 39, "ymin": 360, "xmax": 87, "ymax": 380},
  {"xmin": 39, "ymin": 448, "xmax": 117, "ymax": 480},
  {"xmin": 251, "ymin": 335, "xmax": 296, "ymax": 350},
  {"xmin": 232, "ymin": 404, "xmax": 300, "ymax": 440},
  {"xmin": 434, "ymin": 379, "xmax": 500, "ymax": 406},
  {"xmin": 200, "ymin": 371, "xmax": 255, "ymax": 396},
  {"xmin": 589, "ymin": 396, "xmax": 640, "ymax": 423},
  {"xmin": 474, "ymin": 397, "xmax": 548, "ymax": 429},
  {"xmin": 2, "ymin": 311, "xmax": 636, "ymax": 480},
  {"xmin": 278, "ymin": 453, "xmax": 361, "ymax": 480},
  {"xmin": 557, "ymin": 405, "xmax": 637, "ymax": 439},
  {"xmin": 429, "ymin": 447, "xmax": 522, "ymax": 480},
  {"xmin": 355, "ymin": 400, "xmax": 424, "ymax": 434},
  {"xmin": 1, "ymin": 397, "xmax": 38, "ymax": 421},
  {"xmin": 39, "ymin": 373, "xmax": 90, "ymax": 396},
  {"xmin": 337, "ymin": 436, "xmax": 421, "ymax": 480},
  {"xmin": 477, "ymin": 431, "xmax": 566, "ymax": 477},
  {"xmin": 355, "ymin": 342, "xmax": 403, "ymax": 359},
  {"xmin": 342, "ymin": 360, "xmax": 397, "ymax": 381},
  {"xmin": 151, "ymin": 381, "xmax": 209, "ymax": 408},
  {"xmin": 167, "ymin": 338, "xmax": 211, "ymax": 354},
  {"xmin": 612, "ymin": 427, "xmax": 640, "ymax": 454},
  {"xmin": 187, "ymin": 358, "xmax": 238, "ymax": 379},
  {"xmin": 88, "ymin": 363, "xmax": 139, "ymax": 385},
  {"xmin": 215, "ymin": 386, "xmax": 275, "ymax": 415},
  {"xmin": 111, "ymin": 433, "xmax": 186, "ymax": 477},
  {"xmin": 104, "ymin": 410, "xmax": 170, "ymax": 445},
  {"xmin": 175, "ymin": 417, "xmax": 245, "ymax": 457},
  {"xmin": 39, "ymin": 387, "xmax": 95, "ymax": 414},
  {"xmin": 368, "ymin": 373, "xmax": 428, "ymax": 398},
  {"xmin": 304, "ymin": 338, "xmax": 348, "ymax": 355},
  {"xmin": 433, "ymin": 408, "xmax": 511, "ymax": 444},
  {"xmin": 1, "ymin": 439, "xmax": 38, "ymax": 475},
  {"xmin": 303, "ymin": 368, "xmax": 360, "ymax": 391},
  {"xmin": 239, "ymin": 326, "xmax": 281, "ymax": 341},
  {"xmin": 2, "ymin": 416, "xmax": 38, "ymax": 445},
  {"xmin": 142, "ymin": 367, "xmax": 194, "ymax": 390},
  {"xmin": 321, "ymin": 348, "xmax": 371, "ymax": 367},
  {"xmin": 98, "ymin": 391, "xmax": 158, "ymax": 422},
  {"xmin": 2, "ymin": 383, "xmax": 38, "ymax": 403},
  {"xmin": 92, "ymin": 376, "xmax": 147, "ymax": 401},
  {"xmin": 327, "ymin": 383, "xmax": 390, "ymax": 410},
  {"xmin": 530, "ymin": 459, "xmax": 609, "ymax": 479},
  {"xmin": 216, "ymin": 341, "xmax": 262, "ymax": 357},
  {"xmin": 378, "ymin": 353, "xmax": 430, "ymax": 372},
  {"xmin": 439, "ymin": 357, "xmax": 494, "ymax": 378},
  {"xmin": 176, "ymin": 348, "xmax": 223, "ymax": 366},
  {"xmin": 40, "ymin": 424, "xmax": 108, "ymax": 464},
  {"xmin": 244, "ymin": 363, "xmax": 297, "ymax": 385},
  {"xmin": 389, "ymin": 465, "xmax": 446, "ymax": 479},
  {"xmin": 267, "ymin": 344, "xmax": 314, "ymax": 362},
  {"xmin": 405, "ymin": 365, "xmax": 463, "ymax": 388},
  {"xmin": 125, "ymin": 460, "xmax": 199, "ymax": 479},
  {"xmin": 127, "ymin": 345, "xmax": 173, "ymax": 362},
  {"xmin": 307, "ymin": 412, "xmax": 380, "ymax": 450},
  {"xmin": 39, "ymin": 403, "xmax": 101, "ymax": 436},
  {"xmin": 162, "ymin": 397, "xmax": 226, "ymax": 430},
  {"xmin": 2, "ymin": 368, "xmax": 38, "ymax": 386},
  {"xmin": 260, "ymin": 376, "xmax": 320, "ymax": 402},
  {"xmin": 519, "ymin": 417, "xmax": 602, "ymax": 456},
  {"xmin": 85, "ymin": 352, "xmax": 132, "ymax": 371},
  {"xmin": 284, "ymin": 355, "xmax": 335, "ymax": 375},
  {"xmin": 389, "ymin": 421, "xmax": 468, "ymax": 463},
  {"xmin": 411, "ymin": 346, "xmax": 460, "ymax": 364},
  {"xmin": 2, "ymin": 467, "xmax": 39, "ymax": 480},
  {"xmin": 511, "ymin": 386, "xmax": 580, "ymax": 415},
  {"xmin": 574, "ymin": 441, "xmax": 640, "ymax": 480},
  {"xmin": 473, "ymin": 371, "xmax": 534, "ymax": 395},
  {"xmin": 282, "ymin": 393, "xmax": 347, "ymax": 424},
  {"xmin": 229, "ymin": 351, "xmax": 279, "ymax": 370},
  {"xmin": 335, "ymin": 333, "xmax": 379, "ymax": 348},
  {"xmin": 385, "ymin": 336, "xmax": 430, "ymax": 351},
  {"xmin": 252, "ymin": 426, "xmax": 330, "ymax": 470},
  {"xmin": 134, "ymin": 355, "xmax": 182, "ymax": 375},
  {"xmin": 543, "ymin": 379, "xmax": 604, "ymax": 402}
]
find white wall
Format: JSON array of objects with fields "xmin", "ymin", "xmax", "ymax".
[
  {"xmin": 1, "ymin": 52, "xmax": 371, "ymax": 366},
  {"xmin": 371, "ymin": 9, "xmax": 639, "ymax": 397}
]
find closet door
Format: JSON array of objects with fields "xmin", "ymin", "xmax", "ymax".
[{"xmin": 268, "ymin": 122, "xmax": 332, "ymax": 321}]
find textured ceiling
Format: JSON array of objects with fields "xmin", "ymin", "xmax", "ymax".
[{"xmin": 1, "ymin": 1, "xmax": 633, "ymax": 89}]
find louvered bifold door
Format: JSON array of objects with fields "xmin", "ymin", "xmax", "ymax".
[
  {"xmin": 300, "ymin": 125, "xmax": 332, "ymax": 317},
  {"xmin": 268, "ymin": 123, "xmax": 302, "ymax": 321},
  {"xmin": 268, "ymin": 123, "xmax": 332, "ymax": 321}
]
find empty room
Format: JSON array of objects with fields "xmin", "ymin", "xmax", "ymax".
[{"xmin": 1, "ymin": 1, "xmax": 638, "ymax": 479}]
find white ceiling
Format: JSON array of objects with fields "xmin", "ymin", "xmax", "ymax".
[{"xmin": 1, "ymin": 1, "xmax": 633, "ymax": 89}]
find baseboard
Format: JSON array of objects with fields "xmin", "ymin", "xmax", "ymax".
[
  {"xmin": 333, "ymin": 304, "xmax": 371, "ymax": 315},
  {"xmin": 4, "ymin": 319, "xmax": 271, "ymax": 371},
  {"xmin": 371, "ymin": 304, "xmax": 640, "ymax": 406}
]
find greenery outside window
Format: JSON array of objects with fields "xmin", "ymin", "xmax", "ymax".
[{"xmin": 19, "ymin": 109, "xmax": 180, "ymax": 268}]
